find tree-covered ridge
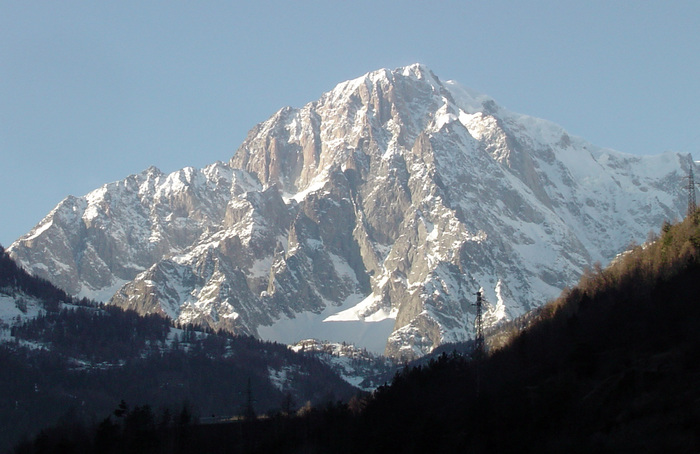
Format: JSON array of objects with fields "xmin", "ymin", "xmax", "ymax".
[
  {"xmin": 1, "ymin": 320, "xmax": 357, "ymax": 453},
  {"xmin": 11, "ymin": 305, "xmax": 171, "ymax": 362},
  {"xmin": 0, "ymin": 244, "xmax": 72, "ymax": 312},
  {"xmin": 0, "ymin": 246, "xmax": 357, "ymax": 453}
]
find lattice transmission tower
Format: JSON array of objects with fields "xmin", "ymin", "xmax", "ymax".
[
  {"xmin": 473, "ymin": 290, "xmax": 484, "ymax": 359},
  {"xmin": 687, "ymin": 155, "xmax": 698, "ymax": 217},
  {"xmin": 471, "ymin": 289, "xmax": 486, "ymax": 397}
]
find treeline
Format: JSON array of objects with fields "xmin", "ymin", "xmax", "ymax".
[
  {"xmin": 12, "ymin": 400, "xmax": 198, "ymax": 454},
  {"xmin": 9, "ymin": 396, "xmax": 361, "ymax": 454},
  {"xmin": 11, "ymin": 305, "xmax": 171, "ymax": 362},
  {"xmin": 1, "ymin": 316, "xmax": 355, "ymax": 453}
]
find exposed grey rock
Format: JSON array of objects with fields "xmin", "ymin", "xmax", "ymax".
[{"xmin": 9, "ymin": 64, "xmax": 692, "ymax": 360}]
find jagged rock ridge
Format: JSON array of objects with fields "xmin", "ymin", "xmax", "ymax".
[{"xmin": 9, "ymin": 64, "xmax": 692, "ymax": 359}]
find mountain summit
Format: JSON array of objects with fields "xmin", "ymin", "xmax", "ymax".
[{"xmin": 9, "ymin": 64, "xmax": 692, "ymax": 359}]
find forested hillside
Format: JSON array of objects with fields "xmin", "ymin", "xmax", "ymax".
[
  {"xmin": 0, "ymin": 246, "xmax": 356, "ymax": 453},
  {"xmin": 0, "ymin": 244, "xmax": 73, "ymax": 312}
]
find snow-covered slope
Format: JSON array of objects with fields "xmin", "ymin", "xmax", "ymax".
[
  {"xmin": 289, "ymin": 339, "xmax": 396, "ymax": 390},
  {"xmin": 9, "ymin": 64, "xmax": 693, "ymax": 359},
  {"xmin": 0, "ymin": 292, "xmax": 44, "ymax": 342}
]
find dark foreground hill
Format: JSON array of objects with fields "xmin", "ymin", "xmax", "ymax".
[{"xmin": 0, "ymin": 246, "xmax": 356, "ymax": 454}]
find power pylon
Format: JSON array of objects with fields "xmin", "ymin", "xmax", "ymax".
[
  {"xmin": 241, "ymin": 377, "xmax": 256, "ymax": 421},
  {"xmin": 473, "ymin": 290, "xmax": 485, "ymax": 359},
  {"xmin": 686, "ymin": 156, "xmax": 698, "ymax": 217},
  {"xmin": 471, "ymin": 289, "xmax": 486, "ymax": 397}
]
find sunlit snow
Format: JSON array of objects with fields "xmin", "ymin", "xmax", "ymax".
[{"xmin": 257, "ymin": 292, "xmax": 395, "ymax": 354}]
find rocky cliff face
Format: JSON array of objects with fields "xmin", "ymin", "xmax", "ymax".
[{"xmin": 9, "ymin": 64, "xmax": 692, "ymax": 359}]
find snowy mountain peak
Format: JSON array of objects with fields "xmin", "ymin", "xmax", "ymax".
[
  {"xmin": 400, "ymin": 62, "xmax": 434, "ymax": 77},
  {"xmin": 9, "ymin": 66, "xmax": 693, "ymax": 360},
  {"xmin": 230, "ymin": 64, "xmax": 469, "ymax": 199}
]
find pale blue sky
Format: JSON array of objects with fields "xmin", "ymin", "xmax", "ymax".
[{"xmin": 2, "ymin": 1, "xmax": 699, "ymax": 246}]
